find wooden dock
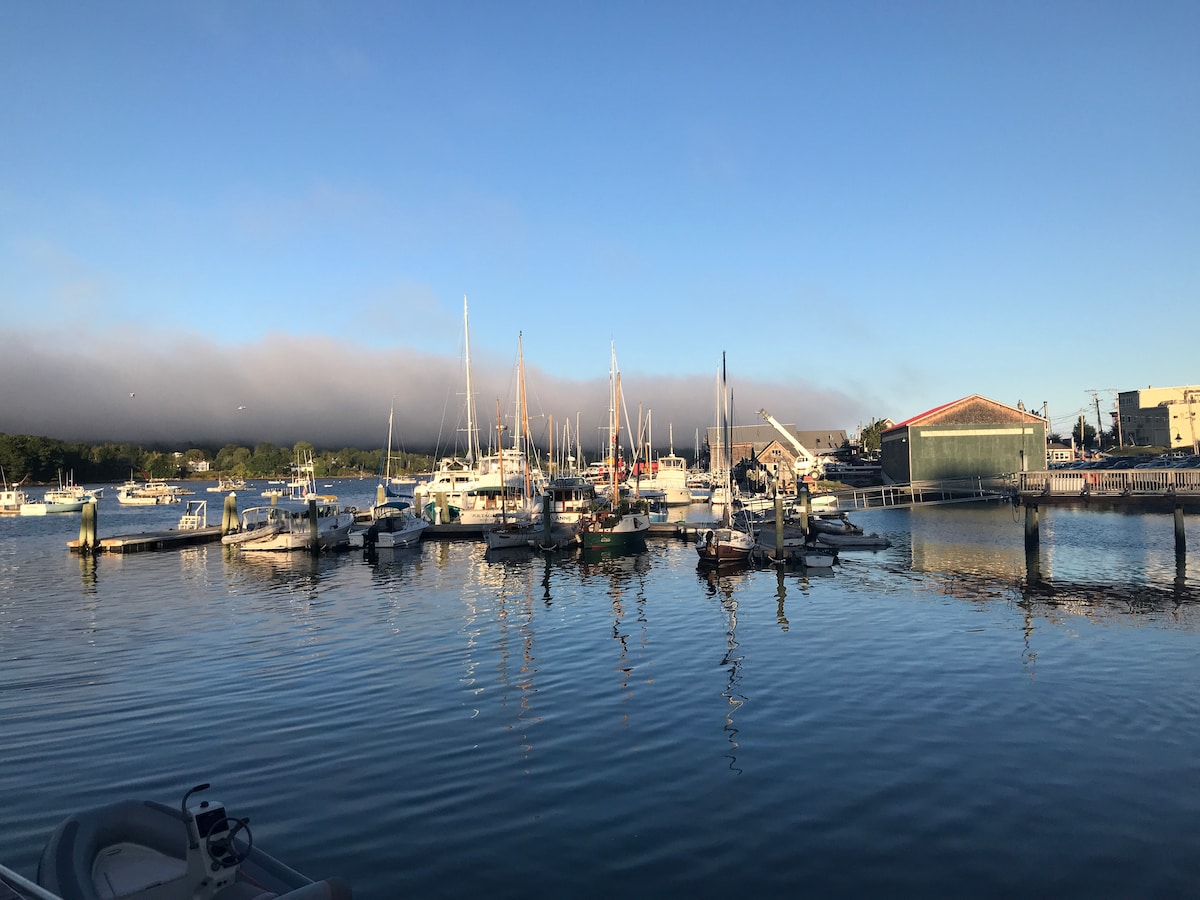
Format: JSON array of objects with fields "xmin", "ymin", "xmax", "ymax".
[
  {"xmin": 72, "ymin": 519, "xmax": 709, "ymax": 554},
  {"xmin": 69, "ymin": 526, "xmax": 225, "ymax": 554},
  {"xmin": 424, "ymin": 519, "xmax": 710, "ymax": 541}
]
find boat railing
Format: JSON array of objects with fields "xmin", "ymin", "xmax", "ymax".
[
  {"xmin": 178, "ymin": 500, "xmax": 208, "ymax": 530},
  {"xmin": 832, "ymin": 476, "xmax": 1010, "ymax": 510},
  {"xmin": 1, "ymin": 863, "xmax": 64, "ymax": 900}
]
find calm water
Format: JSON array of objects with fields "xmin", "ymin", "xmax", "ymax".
[{"xmin": 3, "ymin": 483, "xmax": 1200, "ymax": 898}]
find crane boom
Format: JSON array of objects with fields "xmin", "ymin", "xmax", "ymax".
[{"xmin": 757, "ymin": 409, "xmax": 823, "ymax": 482}]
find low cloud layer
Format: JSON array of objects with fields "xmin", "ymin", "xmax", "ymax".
[{"xmin": 2, "ymin": 328, "xmax": 864, "ymax": 455}]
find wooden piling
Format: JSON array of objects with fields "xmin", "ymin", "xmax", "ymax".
[
  {"xmin": 376, "ymin": 483, "xmax": 386, "ymax": 506},
  {"xmin": 1024, "ymin": 503, "xmax": 1039, "ymax": 552},
  {"xmin": 774, "ymin": 492, "xmax": 785, "ymax": 561},
  {"xmin": 79, "ymin": 500, "xmax": 97, "ymax": 552},
  {"xmin": 308, "ymin": 498, "xmax": 319, "ymax": 552},
  {"xmin": 222, "ymin": 492, "xmax": 238, "ymax": 534},
  {"xmin": 1174, "ymin": 503, "xmax": 1186, "ymax": 555},
  {"xmin": 799, "ymin": 485, "xmax": 811, "ymax": 538}
]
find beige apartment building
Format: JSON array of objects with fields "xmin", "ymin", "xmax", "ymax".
[{"xmin": 1117, "ymin": 385, "xmax": 1200, "ymax": 452}]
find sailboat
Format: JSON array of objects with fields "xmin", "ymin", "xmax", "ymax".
[
  {"xmin": 413, "ymin": 296, "xmax": 481, "ymax": 524},
  {"xmin": 696, "ymin": 353, "xmax": 755, "ymax": 567},
  {"xmin": 578, "ymin": 343, "xmax": 650, "ymax": 554},
  {"xmin": 484, "ymin": 336, "xmax": 551, "ymax": 549}
]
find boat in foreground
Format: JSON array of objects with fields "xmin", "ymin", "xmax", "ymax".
[{"xmin": 34, "ymin": 783, "xmax": 351, "ymax": 900}]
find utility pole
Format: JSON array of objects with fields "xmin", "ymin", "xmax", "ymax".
[
  {"xmin": 1042, "ymin": 401, "xmax": 1049, "ymax": 468},
  {"xmin": 1086, "ymin": 389, "xmax": 1120, "ymax": 451},
  {"xmin": 1186, "ymin": 389, "xmax": 1199, "ymax": 455}
]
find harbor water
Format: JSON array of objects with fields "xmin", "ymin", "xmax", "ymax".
[{"xmin": 3, "ymin": 483, "xmax": 1200, "ymax": 897}]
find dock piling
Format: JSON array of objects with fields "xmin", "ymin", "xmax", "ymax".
[
  {"xmin": 79, "ymin": 500, "xmax": 97, "ymax": 553},
  {"xmin": 1174, "ymin": 503, "xmax": 1186, "ymax": 555},
  {"xmin": 774, "ymin": 492, "xmax": 784, "ymax": 561},
  {"xmin": 1024, "ymin": 503, "xmax": 1040, "ymax": 553},
  {"xmin": 222, "ymin": 493, "xmax": 238, "ymax": 535},
  {"xmin": 308, "ymin": 498, "xmax": 319, "ymax": 553}
]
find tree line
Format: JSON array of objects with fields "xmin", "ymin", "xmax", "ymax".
[{"xmin": 0, "ymin": 433, "xmax": 438, "ymax": 485}]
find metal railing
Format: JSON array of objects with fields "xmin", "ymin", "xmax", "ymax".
[
  {"xmin": 831, "ymin": 476, "xmax": 1010, "ymax": 510},
  {"xmin": 1016, "ymin": 469, "xmax": 1200, "ymax": 497}
]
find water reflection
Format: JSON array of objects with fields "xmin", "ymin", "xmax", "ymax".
[
  {"xmin": 77, "ymin": 552, "xmax": 98, "ymax": 594},
  {"xmin": 458, "ymin": 542, "xmax": 543, "ymax": 760},
  {"xmin": 363, "ymin": 543, "xmax": 424, "ymax": 586},
  {"xmin": 774, "ymin": 567, "xmax": 788, "ymax": 631}
]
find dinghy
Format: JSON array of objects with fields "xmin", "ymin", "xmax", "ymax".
[
  {"xmin": 815, "ymin": 530, "xmax": 891, "ymax": 550},
  {"xmin": 37, "ymin": 783, "xmax": 351, "ymax": 900}
]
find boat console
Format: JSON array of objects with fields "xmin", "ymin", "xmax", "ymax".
[
  {"xmin": 38, "ymin": 782, "xmax": 351, "ymax": 900},
  {"xmin": 182, "ymin": 783, "xmax": 253, "ymax": 895}
]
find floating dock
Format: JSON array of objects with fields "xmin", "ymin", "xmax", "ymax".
[
  {"xmin": 74, "ymin": 520, "xmax": 709, "ymax": 554},
  {"xmin": 69, "ymin": 526, "xmax": 225, "ymax": 554}
]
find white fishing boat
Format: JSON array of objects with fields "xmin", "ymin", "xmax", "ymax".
[
  {"xmin": 116, "ymin": 476, "xmax": 181, "ymax": 506},
  {"xmin": 0, "ymin": 480, "xmax": 32, "ymax": 516},
  {"xmin": 18, "ymin": 472, "xmax": 101, "ymax": 515},
  {"xmin": 222, "ymin": 500, "xmax": 353, "ymax": 552},
  {"xmin": 206, "ymin": 476, "xmax": 246, "ymax": 493},
  {"xmin": 34, "ymin": 782, "xmax": 351, "ymax": 900}
]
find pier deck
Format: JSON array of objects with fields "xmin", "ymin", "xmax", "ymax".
[{"xmin": 1015, "ymin": 469, "xmax": 1200, "ymax": 509}]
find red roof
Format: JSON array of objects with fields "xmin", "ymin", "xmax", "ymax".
[{"xmin": 884, "ymin": 396, "xmax": 978, "ymax": 431}]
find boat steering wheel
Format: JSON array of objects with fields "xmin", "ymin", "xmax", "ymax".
[{"xmin": 205, "ymin": 816, "xmax": 253, "ymax": 869}]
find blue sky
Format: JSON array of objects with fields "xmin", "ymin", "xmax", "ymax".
[{"xmin": 2, "ymin": 1, "xmax": 1197, "ymax": 453}]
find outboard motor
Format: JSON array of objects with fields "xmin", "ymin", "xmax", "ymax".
[{"xmin": 181, "ymin": 784, "xmax": 253, "ymax": 898}]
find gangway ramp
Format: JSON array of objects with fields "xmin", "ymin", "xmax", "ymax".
[{"xmin": 830, "ymin": 477, "xmax": 1010, "ymax": 511}]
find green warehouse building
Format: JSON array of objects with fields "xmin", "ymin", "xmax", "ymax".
[{"xmin": 880, "ymin": 394, "xmax": 1047, "ymax": 483}]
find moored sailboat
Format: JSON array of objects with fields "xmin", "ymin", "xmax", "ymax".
[
  {"xmin": 697, "ymin": 353, "xmax": 754, "ymax": 567},
  {"xmin": 578, "ymin": 344, "xmax": 649, "ymax": 554}
]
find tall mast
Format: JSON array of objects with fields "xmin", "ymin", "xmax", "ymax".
[
  {"xmin": 518, "ymin": 332, "xmax": 531, "ymax": 499},
  {"xmin": 613, "ymin": 372, "xmax": 622, "ymax": 502},
  {"xmin": 495, "ymin": 398, "xmax": 506, "ymax": 523},
  {"xmin": 385, "ymin": 398, "xmax": 395, "ymax": 482},
  {"xmin": 722, "ymin": 352, "xmax": 731, "ymax": 527},
  {"xmin": 463, "ymin": 296, "xmax": 480, "ymax": 467}
]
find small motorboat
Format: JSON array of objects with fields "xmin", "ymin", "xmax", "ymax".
[
  {"xmin": 349, "ymin": 500, "xmax": 429, "ymax": 549},
  {"xmin": 37, "ymin": 783, "xmax": 351, "ymax": 900},
  {"xmin": 808, "ymin": 513, "xmax": 863, "ymax": 536},
  {"xmin": 816, "ymin": 530, "xmax": 891, "ymax": 550},
  {"xmin": 797, "ymin": 546, "xmax": 838, "ymax": 568}
]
